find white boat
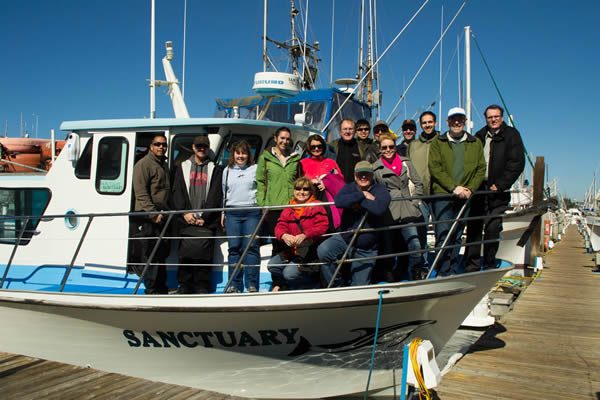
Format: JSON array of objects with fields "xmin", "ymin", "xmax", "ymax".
[
  {"xmin": 0, "ymin": 265, "xmax": 509, "ymax": 399},
  {"xmin": 585, "ymin": 215, "xmax": 600, "ymax": 252}
]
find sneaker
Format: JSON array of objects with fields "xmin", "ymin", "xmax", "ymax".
[
  {"xmin": 247, "ymin": 286, "xmax": 258, "ymax": 293},
  {"xmin": 226, "ymin": 286, "xmax": 240, "ymax": 293}
]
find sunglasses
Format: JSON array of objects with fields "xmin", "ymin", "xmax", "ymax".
[
  {"xmin": 374, "ymin": 128, "xmax": 387, "ymax": 133},
  {"xmin": 294, "ymin": 186, "xmax": 311, "ymax": 192},
  {"xmin": 449, "ymin": 119, "xmax": 466, "ymax": 125},
  {"xmin": 310, "ymin": 144, "xmax": 324, "ymax": 150},
  {"xmin": 195, "ymin": 144, "xmax": 209, "ymax": 150},
  {"xmin": 356, "ymin": 127, "xmax": 369, "ymax": 132},
  {"xmin": 152, "ymin": 142, "xmax": 167, "ymax": 147},
  {"xmin": 402, "ymin": 127, "xmax": 416, "ymax": 131},
  {"xmin": 380, "ymin": 145, "xmax": 395, "ymax": 150}
]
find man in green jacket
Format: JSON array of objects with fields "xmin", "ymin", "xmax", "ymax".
[
  {"xmin": 256, "ymin": 126, "xmax": 301, "ymax": 255},
  {"xmin": 428, "ymin": 107, "xmax": 486, "ymax": 276}
]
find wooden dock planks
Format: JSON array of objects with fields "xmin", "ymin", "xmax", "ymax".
[{"xmin": 434, "ymin": 225, "xmax": 600, "ymax": 399}]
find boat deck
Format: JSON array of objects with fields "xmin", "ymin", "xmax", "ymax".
[
  {"xmin": 434, "ymin": 225, "xmax": 600, "ymax": 399},
  {"xmin": 1, "ymin": 226, "xmax": 598, "ymax": 399}
]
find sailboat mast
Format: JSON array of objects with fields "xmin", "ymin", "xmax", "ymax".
[
  {"xmin": 150, "ymin": 0, "xmax": 156, "ymax": 119},
  {"xmin": 464, "ymin": 25, "xmax": 471, "ymax": 133},
  {"xmin": 439, "ymin": 6, "xmax": 443, "ymax": 125},
  {"xmin": 263, "ymin": 0, "xmax": 268, "ymax": 72},
  {"xmin": 358, "ymin": 0, "xmax": 365, "ymax": 100}
]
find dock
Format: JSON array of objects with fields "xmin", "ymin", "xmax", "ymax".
[
  {"xmin": 434, "ymin": 225, "xmax": 600, "ymax": 399},
  {"xmin": 1, "ymin": 226, "xmax": 598, "ymax": 399}
]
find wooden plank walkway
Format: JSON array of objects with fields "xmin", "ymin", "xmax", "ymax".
[
  {"xmin": 434, "ymin": 225, "xmax": 600, "ymax": 400},
  {"xmin": 0, "ymin": 352, "xmax": 244, "ymax": 399}
]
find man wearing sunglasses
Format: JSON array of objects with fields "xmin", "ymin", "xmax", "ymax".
[
  {"xmin": 396, "ymin": 119, "xmax": 418, "ymax": 157},
  {"xmin": 318, "ymin": 161, "xmax": 391, "ymax": 287},
  {"xmin": 171, "ymin": 135, "xmax": 223, "ymax": 294},
  {"xmin": 354, "ymin": 119, "xmax": 373, "ymax": 160},
  {"xmin": 130, "ymin": 134, "xmax": 171, "ymax": 294},
  {"xmin": 428, "ymin": 107, "xmax": 486, "ymax": 276}
]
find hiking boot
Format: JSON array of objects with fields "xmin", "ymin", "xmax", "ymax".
[{"xmin": 247, "ymin": 286, "xmax": 258, "ymax": 293}]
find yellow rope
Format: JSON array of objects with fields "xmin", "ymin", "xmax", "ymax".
[{"xmin": 409, "ymin": 338, "xmax": 432, "ymax": 400}]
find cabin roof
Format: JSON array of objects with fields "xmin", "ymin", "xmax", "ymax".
[{"xmin": 60, "ymin": 117, "xmax": 320, "ymax": 133}]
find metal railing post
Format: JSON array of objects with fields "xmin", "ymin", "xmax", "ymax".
[
  {"xmin": 425, "ymin": 197, "xmax": 471, "ymax": 279},
  {"xmin": 60, "ymin": 216, "xmax": 94, "ymax": 292},
  {"xmin": 133, "ymin": 213, "xmax": 174, "ymax": 295},
  {"xmin": 0, "ymin": 218, "xmax": 29, "ymax": 288},
  {"xmin": 223, "ymin": 210, "xmax": 268, "ymax": 293},
  {"xmin": 326, "ymin": 213, "xmax": 369, "ymax": 288}
]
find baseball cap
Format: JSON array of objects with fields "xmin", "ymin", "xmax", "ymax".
[
  {"xmin": 447, "ymin": 107, "xmax": 466, "ymax": 118},
  {"xmin": 402, "ymin": 119, "xmax": 417, "ymax": 130},
  {"xmin": 193, "ymin": 135, "xmax": 210, "ymax": 146},
  {"xmin": 354, "ymin": 161, "xmax": 374, "ymax": 174}
]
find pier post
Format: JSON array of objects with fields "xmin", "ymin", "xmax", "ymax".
[{"xmin": 529, "ymin": 156, "xmax": 545, "ymax": 267}]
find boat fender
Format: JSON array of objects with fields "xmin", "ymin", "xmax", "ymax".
[
  {"xmin": 66, "ymin": 133, "xmax": 80, "ymax": 162},
  {"xmin": 406, "ymin": 339, "xmax": 441, "ymax": 389}
]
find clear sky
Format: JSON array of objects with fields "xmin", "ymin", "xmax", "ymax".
[{"xmin": 1, "ymin": 1, "xmax": 598, "ymax": 200}]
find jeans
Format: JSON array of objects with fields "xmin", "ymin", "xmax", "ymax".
[
  {"xmin": 225, "ymin": 209, "xmax": 261, "ymax": 292},
  {"xmin": 418, "ymin": 200, "xmax": 434, "ymax": 249},
  {"xmin": 380, "ymin": 222, "xmax": 425, "ymax": 281},
  {"xmin": 318, "ymin": 235, "xmax": 376, "ymax": 287},
  {"xmin": 432, "ymin": 198, "xmax": 470, "ymax": 277},
  {"xmin": 267, "ymin": 254, "xmax": 320, "ymax": 290},
  {"xmin": 465, "ymin": 194, "xmax": 507, "ymax": 272}
]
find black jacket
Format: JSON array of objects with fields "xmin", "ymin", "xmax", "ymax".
[
  {"xmin": 474, "ymin": 122, "xmax": 525, "ymax": 205},
  {"xmin": 170, "ymin": 161, "xmax": 223, "ymax": 231}
]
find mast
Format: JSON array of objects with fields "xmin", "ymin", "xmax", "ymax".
[
  {"xmin": 464, "ymin": 25, "xmax": 471, "ymax": 133},
  {"xmin": 263, "ymin": 0, "xmax": 268, "ymax": 72},
  {"xmin": 330, "ymin": 0, "xmax": 334, "ymax": 87},
  {"xmin": 150, "ymin": 0, "xmax": 156, "ymax": 119},
  {"xmin": 439, "ymin": 6, "xmax": 443, "ymax": 125},
  {"xmin": 358, "ymin": 0, "xmax": 365, "ymax": 98},
  {"xmin": 182, "ymin": 0, "xmax": 187, "ymax": 98}
]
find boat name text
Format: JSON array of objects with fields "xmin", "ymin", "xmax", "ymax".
[{"xmin": 123, "ymin": 328, "xmax": 299, "ymax": 348}]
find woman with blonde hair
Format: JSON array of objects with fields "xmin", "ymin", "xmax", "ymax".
[{"xmin": 267, "ymin": 176, "xmax": 329, "ymax": 291}]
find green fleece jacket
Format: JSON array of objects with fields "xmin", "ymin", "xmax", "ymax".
[
  {"xmin": 256, "ymin": 147, "xmax": 300, "ymax": 206},
  {"xmin": 428, "ymin": 132, "xmax": 486, "ymax": 195}
]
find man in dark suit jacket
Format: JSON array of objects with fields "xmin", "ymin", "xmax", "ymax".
[{"xmin": 465, "ymin": 105, "xmax": 525, "ymax": 272}]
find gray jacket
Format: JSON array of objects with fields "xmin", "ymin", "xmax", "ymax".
[{"xmin": 372, "ymin": 156, "xmax": 423, "ymax": 222}]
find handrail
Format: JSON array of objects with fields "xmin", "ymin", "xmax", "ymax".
[
  {"xmin": 133, "ymin": 213, "xmax": 174, "ymax": 295},
  {"xmin": 326, "ymin": 212, "xmax": 369, "ymax": 288},
  {"xmin": 426, "ymin": 197, "xmax": 471, "ymax": 279},
  {"xmin": 60, "ymin": 216, "xmax": 94, "ymax": 292},
  {"xmin": 0, "ymin": 188, "xmax": 549, "ymax": 293},
  {"xmin": 0, "ymin": 218, "xmax": 29, "ymax": 288},
  {"xmin": 222, "ymin": 210, "xmax": 268, "ymax": 293}
]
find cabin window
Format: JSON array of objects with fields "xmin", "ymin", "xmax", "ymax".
[
  {"xmin": 96, "ymin": 137, "xmax": 129, "ymax": 195},
  {"xmin": 75, "ymin": 138, "xmax": 93, "ymax": 179},
  {"xmin": 0, "ymin": 188, "xmax": 51, "ymax": 245},
  {"xmin": 215, "ymin": 134, "xmax": 263, "ymax": 168}
]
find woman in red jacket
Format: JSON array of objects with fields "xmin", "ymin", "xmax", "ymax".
[{"xmin": 268, "ymin": 176, "xmax": 329, "ymax": 291}]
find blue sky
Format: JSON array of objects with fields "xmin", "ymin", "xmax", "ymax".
[{"xmin": 1, "ymin": 1, "xmax": 598, "ymax": 200}]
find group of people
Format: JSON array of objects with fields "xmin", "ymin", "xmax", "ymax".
[{"xmin": 129, "ymin": 104, "xmax": 525, "ymax": 294}]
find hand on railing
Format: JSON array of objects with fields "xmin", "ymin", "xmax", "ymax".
[{"xmin": 452, "ymin": 186, "xmax": 472, "ymax": 199}]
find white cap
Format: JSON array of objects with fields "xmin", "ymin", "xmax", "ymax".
[{"xmin": 447, "ymin": 107, "xmax": 466, "ymax": 118}]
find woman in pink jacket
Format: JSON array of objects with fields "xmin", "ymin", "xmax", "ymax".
[{"xmin": 267, "ymin": 177, "xmax": 329, "ymax": 291}]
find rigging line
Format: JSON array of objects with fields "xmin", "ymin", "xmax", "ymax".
[
  {"xmin": 386, "ymin": 0, "xmax": 468, "ymax": 126},
  {"xmin": 297, "ymin": 0, "xmax": 317, "ymax": 88},
  {"xmin": 321, "ymin": 0, "xmax": 431, "ymax": 134},
  {"xmin": 470, "ymin": 32, "xmax": 536, "ymax": 170}
]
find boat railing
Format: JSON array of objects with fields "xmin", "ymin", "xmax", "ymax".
[{"xmin": 0, "ymin": 190, "xmax": 553, "ymax": 292}]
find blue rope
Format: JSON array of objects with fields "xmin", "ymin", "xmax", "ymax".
[{"xmin": 364, "ymin": 289, "xmax": 388, "ymax": 399}]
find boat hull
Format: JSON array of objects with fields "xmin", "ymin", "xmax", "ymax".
[
  {"xmin": 585, "ymin": 216, "xmax": 600, "ymax": 252},
  {"xmin": 0, "ymin": 267, "xmax": 508, "ymax": 399}
]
